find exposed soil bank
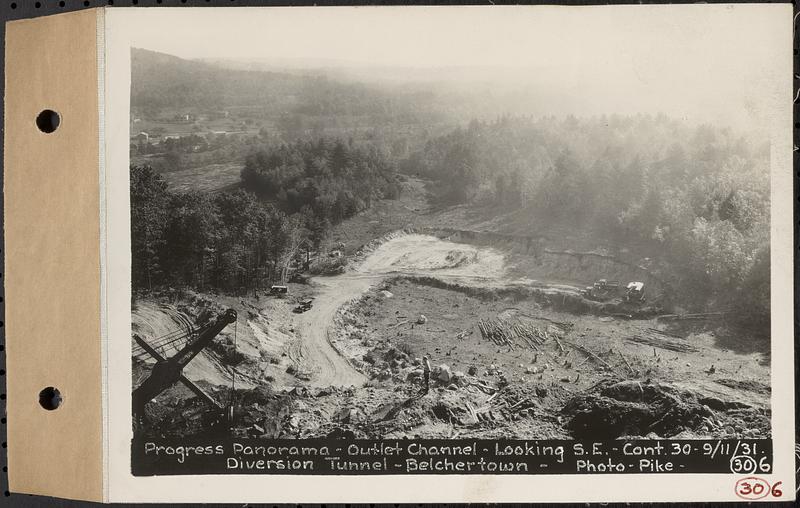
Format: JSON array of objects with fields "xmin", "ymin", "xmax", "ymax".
[{"xmin": 378, "ymin": 227, "xmax": 672, "ymax": 301}]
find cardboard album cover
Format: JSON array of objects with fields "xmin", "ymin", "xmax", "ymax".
[{"xmin": 3, "ymin": 4, "xmax": 795, "ymax": 503}]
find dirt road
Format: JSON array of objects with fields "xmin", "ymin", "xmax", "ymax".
[
  {"xmin": 292, "ymin": 233, "xmax": 508, "ymax": 387},
  {"xmin": 291, "ymin": 275, "xmax": 376, "ymax": 387}
]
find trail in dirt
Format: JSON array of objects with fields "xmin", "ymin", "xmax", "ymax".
[{"xmin": 294, "ymin": 233, "xmax": 509, "ymax": 387}]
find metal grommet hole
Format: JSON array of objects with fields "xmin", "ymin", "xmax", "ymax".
[
  {"xmin": 36, "ymin": 110, "xmax": 60, "ymax": 134},
  {"xmin": 38, "ymin": 387, "xmax": 62, "ymax": 410}
]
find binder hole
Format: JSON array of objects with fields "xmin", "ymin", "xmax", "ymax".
[
  {"xmin": 10, "ymin": 3, "xmax": 17, "ymax": 9},
  {"xmin": 35, "ymin": 110, "xmax": 60, "ymax": 134},
  {"xmin": 34, "ymin": 1, "xmax": 41, "ymax": 7},
  {"xmin": 38, "ymin": 387, "xmax": 62, "ymax": 411},
  {"xmin": 59, "ymin": 0, "xmax": 65, "ymax": 6},
  {"xmin": 83, "ymin": 1, "xmax": 89, "ymax": 6}
]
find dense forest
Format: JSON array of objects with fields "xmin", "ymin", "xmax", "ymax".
[
  {"xmin": 241, "ymin": 138, "xmax": 400, "ymax": 220},
  {"xmin": 404, "ymin": 115, "xmax": 770, "ymax": 327},
  {"xmin": 131, "ymin": 139, "xmax": 400, "ymax": 293}
]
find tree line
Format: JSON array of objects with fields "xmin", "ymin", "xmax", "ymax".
[
  {"xmin": 241, "ymin": 138, "xmax": 401, "ymax": 222},
  {"xmin": 131, "ymin": 138, "xmax": 400, "ymax": 293},
  {"xmin": 404, "ymin": 115, "xmax": 770, "ymax": 328}
]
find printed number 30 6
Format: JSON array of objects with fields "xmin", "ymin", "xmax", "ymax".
[{"xmin": 735, "ymin": 477, "xmax": 783, "ymax": 500}]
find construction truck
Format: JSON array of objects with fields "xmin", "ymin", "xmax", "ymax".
[
  {"xmin": 293, "ymin": 298, "xmax": 313, "ymax": 314},
  {"xmin": 269, "ymin": 285, "xmax": 288, "ymax": 296},
  {"xmin": 581, "ymin": 279, "xmax": 621, "ymax": 301},
  {"xmin": 625, "ymin": 281, "xmax": 646, "ymax": 303}
]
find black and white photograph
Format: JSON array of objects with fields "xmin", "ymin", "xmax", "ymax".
[{"xmin": 126, "ymin": 5, "xmax": 782, "ymax": 470}]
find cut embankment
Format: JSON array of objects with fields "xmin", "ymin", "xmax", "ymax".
[
  {"xmin": 392, "ymin": 275, "xmax": 657, "ymax": 318},
  {"xmin": 355, "ymin": 233, "xmax": 506, "ymax": 279},
  {"xmin": 354, "ymin": 227, "xmax": 672, "ymax": 302},
  {"xmin": 132, "ymin": 296, "xmax": 282, "ymax": 389}
]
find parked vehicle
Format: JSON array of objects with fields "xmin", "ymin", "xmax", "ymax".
[
  {"xmin": 625, "ymin": 281, "xmax": 645, "ymax": 303},
  {"xmin": 270, "ymin": 285, "xmax": 288, "ymax": 295},
  {"xmin": 293, "ymin": 298, "xmax": 313, "ymax": 313},
  {"xmin": 581, "ymin": 279, "xmax": 621, "ymax": 301}
]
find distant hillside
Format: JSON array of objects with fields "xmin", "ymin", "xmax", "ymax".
[{"xmin": 131, "ymin": 48, "xmax": 451, "ymax": 128}]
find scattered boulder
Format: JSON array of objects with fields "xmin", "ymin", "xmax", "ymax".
[
  {"xmin": 698, "ymin": 396, "xmax": 727, "ymax": 411},
  {"xmin": 699, "ymin": 396, "xmax": 751, "ymax": 411},
  {"xmin": 416, "ymin": 314, "xmax": 428, "ymax": 325},
  {"xmin": 467, "ymin": 365, "xmax": 478, "ymax": 376},
  {"xmin": 289, "ymin": 386, "xmax": 309, "ymax": 397},
  {"xmin": 335, "ymin": 407, "xmax": 357, "ymax": 423},
  {"xmin": 380, "ymin": 290, "xmax": 394, "ymax": 298},
  {"xmin": 437, "ymin": 364, "xmax": 453, "ymax": 383}
]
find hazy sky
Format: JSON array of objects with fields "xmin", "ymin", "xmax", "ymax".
[{"xmin": 113, "ymin": 5, "xmax": 791, "ymax": 129}]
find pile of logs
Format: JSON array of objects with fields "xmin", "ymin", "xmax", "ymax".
[
  {"xmin": 477, "ymin": 319, "xmax": 555, "ymax": 350},
  {"xmin": 625, "ymin": 331, "xmax": 698, "ymax": 353},
  {"xmin": 656, "ymin": 311, "xmax": 728, "ymax": 322}
]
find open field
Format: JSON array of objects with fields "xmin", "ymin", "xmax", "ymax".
[{"xmin": 159, "ymin": 162, "xmax": 244, "ymax": 193}]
